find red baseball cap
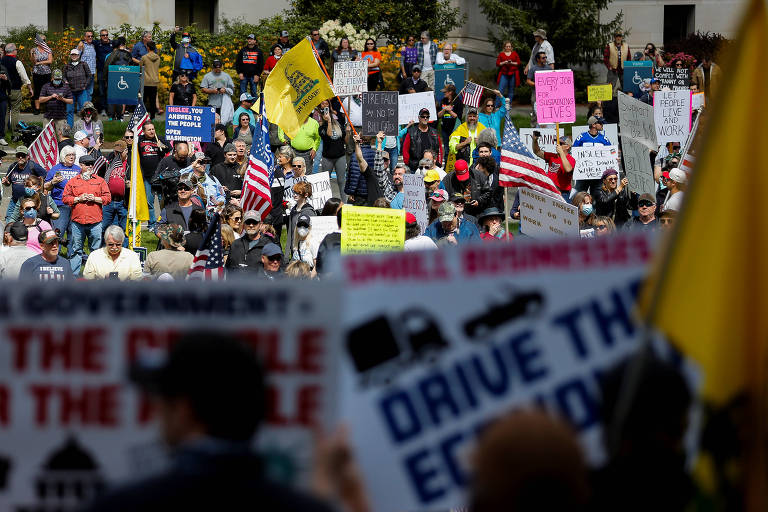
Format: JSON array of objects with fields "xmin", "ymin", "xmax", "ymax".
[
  {"xmin": 405, "ymin": 212, "xmax": 417, "ymax": 224},
  {"xmin": 454, "ymin": 159, "xmax": 469, "ymax": 181}
]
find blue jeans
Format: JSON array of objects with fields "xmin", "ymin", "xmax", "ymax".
[
  {"xmin": 240, "ymin": 75, "xmax": 259, "ymax": 96},
  {"xmin": 0, "ymin": 98, "xmax": 7, "ymax": 137},
  {"xmin": 85, "ymin": 77, "xmax": 94, "ymax": 99},
  {"xmin": 313, "ymin": 140, "xmax": 323, "ymax": 174},
  {"xmin": 102, "ymin": 199, "xmax": 128, "ymax": 247},
  {"xmin": 498, "ymin": 74, "xmax": 516, "ymax": 102},
  {"xmin": 52, "ymin": 204, "xmax": 72, "ymax": 246},
  {"xmin": 387, "ymin": 146, "xmax": 398, "ymax": 174},
  {"xmin": 5, "ymin": 198, "xmax": 17, "ymax": 223},
  {"xmin": 144, "ymin": 178, "xmax": 156, "ymax": 228},
  {"xmin": 67, "ymin": 90, "xmax": 89, "ymax": 126},
  {"xmin": 70, "ymin": 221, "xmax": 102, "ymax": 275}
]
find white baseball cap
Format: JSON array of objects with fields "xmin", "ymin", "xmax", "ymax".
[
  {"xmin": 668, "ymin": 167, "xmax": 687, "ymax": 184},
  {"xmin": 73, "ymin": 130, "xmax": 88, "ymax": 142},
  {"xmin": 70, "ymin": 48, "xmax": 80, "ymax": 55}
]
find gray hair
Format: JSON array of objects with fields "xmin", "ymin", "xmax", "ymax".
[
  {"xmin": 277, "ymin": 145, "xmax": 295, "ymax": 162},
  {"xmin": 292, "ymin": 156, "xmax": 306, "ymax": 166},
  {"xmin": 142, "ymin": 31, "xmax": 152, "ymax": 39},
  {"xmin": 421, "ymin": 31, "xmax": 430, "ymax": 39},
  {"xmin": 59, "ymin": 145, "xmax": 76, "ymax": 162},
  {"xmin": 104, "ymin": 225, "xmax": 125, "ymax": 244},
  {"xmin": 394, "ymin": 163, "xmax": 408, "ymax": 172}
]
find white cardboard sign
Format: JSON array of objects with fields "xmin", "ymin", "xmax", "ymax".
[
  {"xmin": 621, "ymin": 135, "xmax": 656, "ymax": 196},
  {"xmin": 402, "ymin": 173, "xmax": 428, "ymax": 234},
  {"xmin": 398, "ymin": 91, "xmax": 438, "ymax": 125},
  {"xmin": 519, "ymin": 187, "xmax": 579, "ymax": 238},
  {"xmin": 617, "ymin": 91, "xmax": 657, "ymax": 150},
  {"xmin": 654, "ymin": 89, "xmax": 692, "ymax": 145},
  {"xmin": 333, "ymin": 61, "xmax": 368, "ymax": 96},
  {"xmin": 571, "ymin": 145, "xmax": 620, "ymax": 181}
]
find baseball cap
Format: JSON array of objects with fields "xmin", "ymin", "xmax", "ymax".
[
  {"xmin": 70, "ymin": 48, "xmax": 80, "ymax": 55},
  {"xmin": 423, "ymin": 169, "xmax": 441, "ymax": 183},
  {"xmin": 430, "ymin": 189, "xmax": 449, "ymax": 202},
  {"xmin": 79, "ymin": 154, "xmax": 96, "ymax": 166},
  {"xmin": 467, "ymin": 107, "xmax": 478, "ymax": 115},
  {"xmin": 247, "ymin": 33, "xmax": 256, "ymax": 39},
  {"xmin": 212, "ymin": 59, "xmax": 223, "ymax": 67},
  {"xmin": 297, "ymin": 214, "xmax": 312, "ymax": 228},
  {"xmin": 157, "ymin": 223, "xmax": 186, "ymax": 248},
  {"xmin": 223, "ymin": 143, "xmax": 237, "ymax": 154},
  {"xmin": 73, "ymin": 130, "xmax": 88, "ymax": 142},
  {"xmin": 178, "ymin": 176, "xmax": 195, "ymax": 189},
  {"xmin": 281, "ymin": 30, "xmax": 290, "ymax": 37},
  {"xmin": 454, "ymin": 159, "xmax": 470, "ymax": 181},
  {"xmin": 450, "ymin": 192, "xmax": 466, "ymax": 203},
  {"xmin": 649, "ymin": 77, "xmax": 660, "ymax": 84},
  {"xmin": 243, "ymin": 210, "xmax": 260, "ymax": 223},
  {"xmin": 15, "ymin": 145, "xmax": 28, "ymax": 155},
  {"xmin": 438, "ymin": 202, "xmax": 456, "ymax": 222},
  {"xmin": 639, "ymin": 193, "xmax": 656, "ymax": 204},
  {"xmin": 418, "ymin": 107, "xmax": 430, "ymax": 118},
  {"xmin": 52, "ymin": 69, "xmax": 63, "ymax": 79},
  {"xmin": 239, "ymin": 93, "xmax": 255, "ymax": 102},
  {"xmin": 662, "ymin": 170, "xmax": 671, "ymax": 180},
  {"xmin": 405, "ymin": 212, "xmax": 417, "ymax": 224},
  {"xmin": 181, "ymin": 36, "xmax": 190, "ymax": 43},
  {"xmin": 112, "ymin": 140, "xmax": 127, "ymax": 153},
  {"xmin": 10, "ymin": 222, "xmax": 28, "ymax": 242},
  {"xmin": 413, "ymin": 65, "xmax": 422, "ymax": 72},
  {"xmin": 587, "ymin": 116, "xmax": 604, "ymax": 126},
  {"xmin": 38, "ymin": 229, "xmax": 61, "ymax": 245},
  {"xmin": 261, "ymin": 243, "xmax": 283, "ymax": 258},
  {"xmin": 601, "ymin": 168, "xmax": 618, "ymax": 180},
  {"xmin": 668, "ymin": 167, "xmax": 687, "ymax": 184},
  {"xmin": 533, "ymin": 29, "xmax": 547, "ymax": 38}
]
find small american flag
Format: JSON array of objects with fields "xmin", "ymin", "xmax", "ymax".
[
  {"xmin": 240, "ymin": 93, "xmax": 274, "ymax": 219},
  {"xmin": 187, "ymin": 213, "xmax": 225, "ymax": 280},
  {"xmin": 28, "ymin": 121, "xmax": 57, "ymax": 171},
  {"xmin": 92, "ymin": 154, "xmax": 108, "ymax": 176},
  {"xmin": 462, "ymin": 81, "xmax": 484, "ymax": 108},
  {"xmin": 128, "ymin": 102, "xmax": 150, "ymax": 136},
  {"xmin": 679, "ymin": 153, "xmax": 695, "ymax": 175},
  {"xmin": 499, "ymin": 116, "xmax": 563, "ymax": 200}
]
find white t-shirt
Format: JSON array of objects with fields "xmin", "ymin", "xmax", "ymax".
[
  {"xmin": 422, "ymin": 46, "xmax": 433, "ymax": 70},
  {"xmin": 74, "ymin": 144, "xmax": 88, "ymax": 166},
  {"xmin": 405, "ymin": 235, "xmax": 438, "ymax": 251},
  {"xmin": 662, "ymin": 190, "xmax": 684, "ymax": 212}
]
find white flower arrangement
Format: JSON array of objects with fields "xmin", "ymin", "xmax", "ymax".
[{"xmin": 319, "ymin": 19, "xmax": 376, "ymax": 52}]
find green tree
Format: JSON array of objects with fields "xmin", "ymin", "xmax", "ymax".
[
  {"xmin": 478, "ymin": 0, "xmax": 623, "ymax": 68},
  {"xmin": 289, "ymin": 0, "xmax": 464, "ymax": 44}
]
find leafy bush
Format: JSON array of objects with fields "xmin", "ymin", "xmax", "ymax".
[{"xmin": 662, "ymin": 31, "xmax": 731, "ymax": 64}]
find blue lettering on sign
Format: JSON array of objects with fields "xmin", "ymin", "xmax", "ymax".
[{"xmin": 380, "ymin": 390, "xmax": 422, "ymax": 443}]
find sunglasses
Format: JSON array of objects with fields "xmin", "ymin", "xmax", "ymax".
[
  {"xmin": 244, "ymin": 220, "xmax": 259, "ymax": 226},
  {"xmin": 24, "ymin": 206, "xmax": 35, "ymax": 211},
  {"xmin": 606, "ymin": 177, "xmax": 618, "ymax": 182},
  {"xmin": 293, "ymin": 164, "xmax": 304, "ymax": 168},
  {"xmin": 267, "ymin": 254, "xmax": 282, "ymax": 262},
  {"xmin": 177, "ymin": 186, "xmax": 191, "ymax": 191},
  {"xmin": 419, "ymin": 166, "xmax": 429, "ymax": 170},
  {"xmin": 124, "ymin": 136, "xmax": 132, "ymax": 139},
  {"xmin": 231, "ymin": 216, "xmax": 242, "ymax": 221},
  {"xmin": 419, "ymin": 115, "xmax": 429, "ymax": 119},
  {"xmin": 596, "ymin": 225, "xmax": 607, "ymax": 230},
  {"xmin": 638, "ymin": 200, "xmax": 655, "ymax": 208}
]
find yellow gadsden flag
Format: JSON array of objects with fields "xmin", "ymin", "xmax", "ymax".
[
  {"xmin": 263, "ymin": 38, "xmax": 334, "ymax": 138},
  {"xmin": 126, "ymin": 133, "xmax": 150, "ymax": 249}
]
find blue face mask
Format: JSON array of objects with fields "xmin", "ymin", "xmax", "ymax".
[
  {"xmin": 659, "ymin": 178, "xmax": 667, "ymax": 190},
  {"xmin": 581, "ymin": 203, "xmax": 594, "ymax": 216},
  {"xmin": 23, "ymin": 208, "xmax": 37, "ymax": 219},
  {"xmin": 24, "ymin": 187, "xmax": 36, "ymax": 197}
]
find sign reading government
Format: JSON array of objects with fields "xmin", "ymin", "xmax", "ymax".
[{"xmin": 264, "ymin": 38, "xmax": 334, "ymax": 138}]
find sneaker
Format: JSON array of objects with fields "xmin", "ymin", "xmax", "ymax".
[{"xmin": 0, "ymin": 138, "xmax": 7, "ymax": 146}]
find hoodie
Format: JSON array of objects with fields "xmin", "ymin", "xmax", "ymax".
[{"xmin": 142, "ymin": 52, "xmax": 161, "ymax": 86}]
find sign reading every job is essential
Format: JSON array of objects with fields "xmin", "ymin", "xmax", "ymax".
[
  {"xmin": 341, "ymin": 206, "xmax": 405, "ymax": 254},
  {"xmin": 362, "ymin": 91, "xmax": 399, "ymax": 137},
  {"xmin": 333, "ymin": 61, "xmax": 368, "ymax": 96},
  {"xmin": 534, "ymin": 69, "xmax": 575, "ymax": 124},
  {"xmin": 164, "ymin": 106, "xmax": 216, "ymax": 142},
  {"xmin": 519, "ymin": 187, "xmax": 579, "ymax": 238},
  {"xmin": 587, "ymin": 84, "xmax": 613, "ymax": 102},
  {"xmin": 571, "ymin": 145, "xmax": 620, "ymax": 180},
  {"xmin": 654, "ymin": 89, "xmax": 692, "ymax": 145}
]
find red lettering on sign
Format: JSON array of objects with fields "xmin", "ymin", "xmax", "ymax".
[
  {"xmin": 266, "ymin": 384, "xmax": 322, "ymax": 427},
  {"xmin": 297, "ymin": 385, "xmax": 321, "ymax": 427},
  {"xmin": 125, "ymin": 328, "xmax": 180, "ymax": 362},
  {"xmin": 6, "ymin": 328, "xmax": 105, "ymax": 372},
  {"xmin": 0, "ymin": 385, "xmax": 9, "ymax": 426},
  {"xmin": 8, "ymin": 328, "xmax": 33, "ymax": 371},
  {"xmin": 28, "ymin": 384, "xmax": 120, "ymax": 427},
  {"xmin": 297, "ymin": 329, "xmax": 324, "ymax": 373}
]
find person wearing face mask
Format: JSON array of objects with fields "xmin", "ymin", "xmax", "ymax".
[
  {"xmin": 2, "ymin": 145, "xmax": 46, "ymax": 222},
  {"xmin": 18, "ymin": 197, "xmax": 53, "ymax": 254},
  {"xmin": 289, "ymin": 213, "xmax": 315, "ymax": 270},
  {"xmin": 572, "ymin": 191, "xmax": 595, "ymax": 230},
  {"xmin": 38, "ymin": 69, "xmax": 73, "ymax": 136},
  {"xmin": 62, "ymin": 153, "xmax": 111, "ymax": 275},
  {"xmin": 8, "ymin": 175, "xmax": 59, "ymax": 224},
  {"xmin": 73, "ymin": 102, "xmax": 103, "ymax": 148},
  {"xmin": 63, "ymin": 48, "xmax": 92, "ymax": 127},
  {"xmin": 44, "ymin": 145, "xmax": 81, "ymax": 248}
]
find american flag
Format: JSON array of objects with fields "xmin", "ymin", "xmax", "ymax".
[
  {"xmin": 28, "ymin": 121, "xmax": 57, "ymax": 171},
  {"xmin": 92, "ymin": 154, "xmax": 108, "ymax": 176},
  {"xmin": 499, "ymin": 116, "xmax": 563, "ymax": 200},
  {"xmin": 679, "ymin": 153, "xmax": 695, "ymax": 175},
  {"xmin": 187, "ymin": 213, "xmax": 225, "ymax": 280},
  {"xmin": 240, "ymin": 93, "xmax": 274, "ymax": 219},
  {"xmin": 462, "ymin": 81, "xmax": 484, "ymax": 108},
  {"xmin": 128, "ymin": 102, "xmax": 150, "ymax": 136}
]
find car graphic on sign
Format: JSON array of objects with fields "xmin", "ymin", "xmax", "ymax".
[{"xmin": 463, "ymin": 290, "xmax": 545, "ymax": 339}]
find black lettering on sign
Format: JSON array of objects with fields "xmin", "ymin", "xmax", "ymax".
[{"xmin": 363, "ymin": 92, "xmax": 399, "ymax": 137}]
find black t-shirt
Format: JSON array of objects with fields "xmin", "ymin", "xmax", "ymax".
[
  {"xmin": 210, "ymin": 162, "xmax": 243, "ymax": 191},
  {"xmin": 204, "ymin": 139, "xmax": 231, "ymax": 168},
  {"xmin": 319, "ymin": 122, "xmax": 346, "ymax": 159},
  {"xmin": 138, "ymin": 135, "xmax": 170, "ymax": 179},
  {"xmin": 169, "ymin": 82, "xmax": 196, "ymax": 106}
]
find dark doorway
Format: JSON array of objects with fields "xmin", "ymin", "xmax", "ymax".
[
  {"xmin": 175, "ymin": 0, "xmax": 218, "ymax": 32},
  {"xmin": 48, "ymin": 0, "xmax": 92, "ymax": 32},
  {"xmin": 664, "ymin": 4, "xmax": 695, "ymax": 46}
]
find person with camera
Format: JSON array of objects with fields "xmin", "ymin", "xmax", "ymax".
[{"xmin": 641, "ymin": 43, "xmax": 665, "ymax": 68}]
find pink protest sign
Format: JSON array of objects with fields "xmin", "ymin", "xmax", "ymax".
[{"xmin": 534, "ymin": 70, "xmax": 576, "ymax": 124}]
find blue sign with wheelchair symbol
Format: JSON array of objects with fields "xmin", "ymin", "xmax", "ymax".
[
  {"xmin": 622, "ymin": 61, "xmax": 653, "ymax": 99},
  {"xmin": 108, "ymin": 65, "xmax": 142, "ymax": 105}
]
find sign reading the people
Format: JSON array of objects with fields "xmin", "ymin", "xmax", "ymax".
[
  {"xmin": 618, "ymin": 91, "xmax": 656, "ymax": 150},
  {"xmin": 654, "ymin": 89, "xmax": 692, "ymax": 145},
  {"xmin": 534, "ymin": 69, "xmax": 576, "ymax": 124},
  {"xmin": 620, "ymin": 135, "xmax": 656, "ymax": 196},
  {"xmin": 164, "ymin": 106, "xmax": 216, "ymax": 142},
  {"xmin": 402, "ymin": 174, "xmax": 428, "ymax": 234},
  {"xmin": 333, "ymin": 60, "xmax": 368, "ymax": 96},
  {"xmin": 519, "ymin": 187, "xmax": 579, "ymax": 238},
  {"xmin": 362, "ymin": 91, "xmax": 399, "ymax": 136},
  {"xmin": 653, "ymin": 67, "xmax": 691, "ymax": 89},
  {"xmin": 339, "ymin": 232, "xmax": 657, "ymax": 512},
  {"xmin": 0, "ymin": 279, "xmax": 341, "ymax": 510},
  {"xmin": 341, "ymin": 206, "xmax": 405, "ymax": 254},
  {"xmin": 571, "ymin": 145, "xmax": 620, "ymax": 180}
]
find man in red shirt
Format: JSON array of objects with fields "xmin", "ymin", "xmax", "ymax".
[
  {"xmin": 533, "ymin": 134, "xmax": 575, "ymax": 202},
  {"xmin": 62, "ymin": 153, "xmax": 111, "ymax": 275}
]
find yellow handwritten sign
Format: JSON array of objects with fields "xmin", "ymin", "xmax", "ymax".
[
  {"xmin": 340, "ymin": 206, "xmax": 405, "ymax": 254},
  {"xmin": 587, "ymin": 84, "xmax": 613, "ymax": 102}
]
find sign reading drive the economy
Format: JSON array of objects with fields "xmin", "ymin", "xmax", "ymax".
[
  {"xmin": 534, "ymin": 69, "xmax": 576, "ymax": 124},
  {"xmin": 164, "ymin": 106, "xmax": 216, "ymax": 142}
]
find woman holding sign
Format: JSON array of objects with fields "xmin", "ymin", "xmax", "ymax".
[{"xmin": 594, "ymin": 169, "xmax": 637, "ymax": 227}]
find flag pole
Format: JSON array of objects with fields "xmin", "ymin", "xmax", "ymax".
[
  {"xmin": 504, "ymin": 186, "xmax": 510, "ymax": 242},
  {"xmin": 308, "ymin": 37, "xmax": 358, "ymax": 136}
]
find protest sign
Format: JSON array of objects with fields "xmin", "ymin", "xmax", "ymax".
[
  {"xmin": 402, "ymin": 173, "xmax": 428, "ymax": 234},
  {"xmin": 519, "ymin": 187, "xmax": 579, "ymax": 238},
  {"xmin": 343, "ymin": 96, "xmax": 363, "ymax": 126},
  {"xmin": 622, "ymin": 61, "xmax": 653, "ymax": 98},
  {"xmin": 621, "ymin": 135, "xmax": 656, "ymax": 196},
  {"xmin": 333, "ymin": 60, "xmax": 368, "ymax": 96},
  {"xmin": 434, "ymin": 67, "xmax": 466, "ymax": 103},
  {"xmin": 618, "ymin": 91, "xmax": 657, "ymax": 150},
  {"xmin": 306, "ymin": 171, "xmax": 333, "ymax": 211},
  {"xmin": 654, "ymin": 66, "xmax": 691, "ymax": 89},
  {"xmin": 340, "ymin": 232, "xmax": 662, "ymax": 512},
  {"xmin": 692, "ymin": 91, "xmax": 705, "ymax": 110},
  {"xmin": 399, "ymin": 91, "xmax": 438, "ymax": 125},
  {"xmin": 587, "ymin": 84, "xmax": 613, "ymax": 102},
  {"xmin": 362, "ymin": 91, "xmax": 399, "ymax": 136},
  {"xmin": 107, "ymin": 65, "xmax": 141, "ymax": 105},
  {"xmin": 534, "ymin": 69, "xmax": 576, "ymax": 124},
  {"xmin": 519, "ymin": 127, "xmax": 566, "ymax": 155},
  {"xmin": 654, "ymin": 89, "xmax": 692, "ymax": 145},
  {"xmin": 571, "ymin": 145, "xmax": 620, "ymax": 180},
  {"xmin": 309, "ymin": 216, "xmax": 340, "ymax": 257},
  {"xmin": 0, "ymin": 279, "xmax": 341, "ymax": 510},
  {"xmin": 164, "ymin": 106, "xmax": 216, "ymax": 142},
  {"xmin": 341, "ymin": 205, "xmax": 405, "ymax": 254},
  {"xmin": 570, "ymin": 124, "xmax": 618, "ymax": 147}
]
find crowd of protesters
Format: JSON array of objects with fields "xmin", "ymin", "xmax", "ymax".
[{"xmin": 0, "ymin": 24, "xmax": 710, "ymax": 280}]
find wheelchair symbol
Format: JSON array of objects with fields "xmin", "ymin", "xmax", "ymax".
[
  {"xmin": 117, "ymin": 76, "xmax": 129, "ymax": 90},
  {"xmin": 632, "ymin": 71, "xmax": 642, "ymax": 85}
]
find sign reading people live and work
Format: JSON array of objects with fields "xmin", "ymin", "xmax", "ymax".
[
  {"xmin": 519, "ymin": 187, "xmax": 579, "ymax": 238},
  {"xmin": 654, "ymin": 89, "xmax": 692, "ymax": 145},
  {"xmin": 333, "ymin": 60, "xmax": 368, "ymax": 96},
  {"xmin": 164, "ymin": 106, "xmax": 216, "ymax": 142},
  {"xmin": 339, "ymin": 232, "xmax": 665, "ymax": 512},
  {"xmin": 0, "ymin": 280, "xmax": 341, "ymax": 511},
  {"xmin": 341, "ymin": 205, "xmax": 405, "ymax": 254},
  {"xmin": 534, "ymin": 69, "xmax": 576, "ymax": 124},
  {"xmin": 571, "ymin": 145, "xmax": 620, "ymax": 180}
]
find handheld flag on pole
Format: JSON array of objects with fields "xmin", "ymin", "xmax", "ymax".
[
  {"xmin": 28, "ymin": 121, "xmax": 57, "ymax": 171},
  {"xmin": 240, "ymin": 93, "xmax": 275, "ymax": 220},
  {"xmin": 263, "ymin": 38, "xmax": 335, "ymax": 138},
  {"xmin": 462, "ymin": 81, "xmax": 485, "ymax": 108},
  {"xmin": 126, "ymin": 103, "xmax": 151, "ymax": 249},
  {"xmin": 187, "ymin": 213, "xmax": 225, "ymax": 280}
]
